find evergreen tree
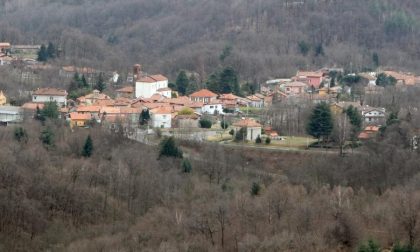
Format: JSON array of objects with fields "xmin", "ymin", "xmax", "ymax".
[
  {"xmin": 250, "ymin": 182, "xmax": 261, "ymax": 196},
  {"xmin": 315, "ymin": 43, "xmax": 325, "ymax": 56},
  {"xmin": 41, "ymin": 101, "xmax": 60, "ymax": 120},
  {"xmin": 372, "ymin": 52, "xmax": 379, "ymax": 67},
  {"xmin": 40, "ymin": 127, "xmax": 54, "ymax": 147},
  {"xmin": 186, "ymin": 75, "xmax": 199, "ymax": 95},
  {"xmin": 81, "ymin": 75, "xmax": 89, "ymax": 88},
  {"xmin": 182, "ymin": 158, "xmax": 192, "ymax": 173},
  {"xmin": 199, "ymin": 119, "xmax": 212, "ymax": 128},
  {"xmin": 94, "ymin": 72, "xmax": 106, "ymax": 92},
  {"xmin": 235, "ymin": 127, "xmax": 247, "ymax": 142},
  {"xmin": 176, "ymin": 71, "xmax": 189, "ymax": 95},
  {"xmin": 345, "ymin": 105, "xmax": 362, "ymax": 132},
  {"xmin": 306, "ymin": 102, "xmax": 333, "ymax": 142},
  {"xmin": 159, "ymin": 136, "xmax": 183, "ymax": 159},
  {"xmin": 376, "ymin": 73, "xmax": 397, "ymax": 87},
  {"xmin": 35, "ymin": 105, "xmax": 45, "ymax": 121},
  {"xmin": 387, "ymin": 111, "xmax": 399, "ymax": 126},
  {"xmin": 330, "ymin": 77, "xmax": 336, "ymax": 88},
  {"xmin": 37, "ymin": 44, "xmax": 48, "ymax": 62},
  {"xmin": 82, "ymin": 135, "xmax": 93, "ymax": 157},
  {"xmin": 206, "ymin": 73, "xmax": 220, "ymax": 93},
  {"xmin": 220, "ymin": 67, "xmax": 240, "ymax": 95},
  {"xmin": 47, "ymin": 42, "xmax": 56, "ymax": 59},
  {"xmin": 298, "ymin": 40, "xmax": 310, "ymax": 56},
  {"xmin": 14, "ymin": 127, "xmax": 28, "ymax": 143},
  {"xmin": 255, "ymin": 135, "xmax": 262, "ymax": 144},
  {"xmin": 358, "ymin": 240, "xmax": 381, "ymax": 252},
  {"xmin": 139, "ymin": 109, "xmax": 150, "ymax": 125},
  {"xmin": 220, "ymin": 120, "xmax": 229, "ymax": 129},
  {"xmin": 392, "ymin": 243, "xmax": 417, "ymax": 252}
]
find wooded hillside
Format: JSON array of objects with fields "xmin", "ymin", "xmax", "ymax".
[{"xmin": 0, "ymin": 0, "xmax": 419, "ymax": 81}]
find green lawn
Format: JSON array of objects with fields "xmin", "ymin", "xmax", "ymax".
[{"xmin": 269, "ymin": 136, "xmax": 317, "ymax": 148}]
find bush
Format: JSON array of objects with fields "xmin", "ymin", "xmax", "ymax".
[
  {"xmin": 182, "ymin": 158, "xmax": 192, "ymax": 173},
  {"xmin": 265, "ymin": 137, "xmax": 271, "ymax": 145},
  {"xmin": 255, "ymin": 135, "xmax": 262, "ymax": 144},
  {"xmin": 159, "ymin": 136, "xmax": 183, "ymax": 159},
  {"xmin": 199, "ymin": 119, "xmax": 212, "ymax": 128},
  {"xmin": 235, "ymin": 127, "xmax": 247, "ymax": 142},
  {"xmin": 229, "ymin": 129, "xmax": 234, "ymax": 135},
  {"xmin": 250, "ymin": 182, "xmax": 261, "ymax": 196},
  {"xmin": 14, "ymin": 127, "xmax": 28, "ymax": 143},
  {"xmin": 220, "ymin": 120, "xmax": 229, "ymax": 129},
  {"xmin": 358, "ymin": 240, "xmax": 381, "ymax": 252}
]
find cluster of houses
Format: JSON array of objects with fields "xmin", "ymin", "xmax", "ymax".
[
  {"xmin": 2, "ymin": 54, "xmax": 420, "ymax": 143},
  {"xmin": 0, "ymin": 64, "xmax": 269, "ymax": 141}
]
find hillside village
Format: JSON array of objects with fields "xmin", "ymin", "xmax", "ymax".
[{"xmin": 1, "ymin": 41, "xmax": 420, "ymax": 149}]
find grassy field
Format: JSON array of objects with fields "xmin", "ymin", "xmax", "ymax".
[{"xmin": 271, "ymin": 136, "xmax": 317, "ymax": 148}]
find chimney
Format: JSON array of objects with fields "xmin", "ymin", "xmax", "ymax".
[{"xmin": 133, "ymin": 64, "xmax": 142, "ymax": 80}]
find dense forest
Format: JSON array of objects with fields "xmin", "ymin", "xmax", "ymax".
[{"xmin": 0, "ymin": 0, "xmax": 419, "ymax": 81}]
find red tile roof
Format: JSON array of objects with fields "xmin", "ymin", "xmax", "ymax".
[
  {"xmin": 22, "ymin": 102, "xmax": 45, "ymax": 110},
  {"xmin": 77, "ymin": 106, "xmax": 101, "ymax": 113},
  {"xmin": 116, "ymin": 86, "xmax": 134, "ymax": 93},
  {"xmin": 151, "ymin": 106, "xmax": 173, "ymax": 114},
  {"xmin": 33, "ymin": 88, "xmax": 67, "ymax": 96},
  {"xmin": 190, "ymin": 89, "xmax": 217, "ymax": 98},
  {"xmin": 233, "ymin": 118, "xmax": 262, "ymax": 128},
  {"xmin": 70, "ymin": 112, "xmax": 91, "ymax": 120},
  {"xmin": 137, "ymin": 74, "xmax": 168, "ymax": 83}
]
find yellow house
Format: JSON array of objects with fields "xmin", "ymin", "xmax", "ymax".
[
  {"xmin": 69, "ymin": 112, "xmax": 92, "ymax": 128},
  {"xmin": 0, "ymin": 91, "xmax": 7, "ymax": 105},
  {"xmin": 330, "ymin": 102, "xmax": 362, "ymax": 115}
]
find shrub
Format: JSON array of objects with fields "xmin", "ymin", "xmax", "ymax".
[
  {"xmin": 235, "ymin": 127, "xmax": 247, "ymax": 142},
  {"xmin": 199, "ymin": 119, "xmax": 212, "ymax": 128},
  {"xmin": 250, "ymin": 182, "xmax": 261, "ymax": 196},
  {"xmin": 255, "ymin": 135, "xmax": 262, "ymax": 144},
  {"xmin": 265, "ymin": 137, "xmax": 271, "ymax": 145},
  {"xmin": 82, "ymin": 135, "xmax": 93, "ymax": 157},
  {"xmin": 159, "ymin": 136, "xmax": 183, "ymax": 159},
  {"xmin": 229, "ymin": 129, "xmax": 235, "ymax": 135},
  {"xmin": 14, "ymin": 127, "xmax": 28, "ymax": 143},
  {"xmin": 358, "ymin": 240, "xmax": 381, "ymax": 252},
  {"xmin": 182, "ymin": 158, "xmax": 192, "ymax": 173},
  {"xmin": 220, "ymin": 120, "xmax": 229, "ymax": 129}
]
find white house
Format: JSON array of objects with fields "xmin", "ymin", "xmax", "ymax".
[
  {"xmin": 246, "ymin": 95, "xmax": 264, "ymax": 108},
  {"xmin": 233, "ymin": 118, "xmax": 262, "ymax": 141},
  {"xmin": 202, "ymin": 101, "xmax": 224, "ymax": 115},
  {"xmin": 32, "ymin": 88, "xmax": 68, "ymax": 107},
  {"xmin": 0, "ymin": 106, "xmax": 23, "ymax": 125},
  {"xmin": 362, "ymin": 106, "xmax": 386, "ymax": 125},
  {"xmin": 189, "ymin": 89, "xmax": 218, "ymax": 104},
  {"xmin": 157, "ymin": 87, "xmax": 172, "ymax": 98},
  {"xmin": 150, "ymin": 107, "xmax": 172, "ymax": 128},
  {"xmin": 135, "ymin": 74, "xmax": 169, "ymax": 98}
]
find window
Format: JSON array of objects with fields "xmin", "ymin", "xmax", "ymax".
[
  {"xmin": 162, "ymin": 115, "xmax": 167, "ymax": 119},
  {"xmin": 210, "ymin": 106, "xmax": 214, "ymax": 109}
]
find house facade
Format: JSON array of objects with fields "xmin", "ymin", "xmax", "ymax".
[
  {"xmin": 150, "ymin": 107, "xmax": 172, "ymax": 128},
  {"xmin": 190, "ymin": 89, "xmax": 218, "ymax": 104},
  {"xmin": 233, "ymin": 118, "xmax": 262, "ymax": 141},
  {"xmin": 32, "ymin": 88, "xmax": 68, "ymax": 107},
  {"xmin": 295, "ymin": 71, "xmax": 324, "ymax": 89},
  {"xmin": 284, "ymin": 81, "xmax": 307, "ymax": 95},
  {"xmin": 202, "ymin": 102, "xmax": 224, "ymax": 115},
  {"xmin": 0, "ymin": 106, "xmax": 23, "ymax": 125},
  {"xmin": 362, "ymin": 107, "xmax": 386, "ymax": 125},
  {"xmin": 135, "ymin": 75, "xmax": 169, "ymax": 98}
]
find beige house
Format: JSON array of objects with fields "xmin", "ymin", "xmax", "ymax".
[
  {"xmin": 233, "ymin": 118, "xmax": 262, "ymax": 141},
  {"xmin": 0, "ymin": 91, "xmax": 7, "ymax": 105}
]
